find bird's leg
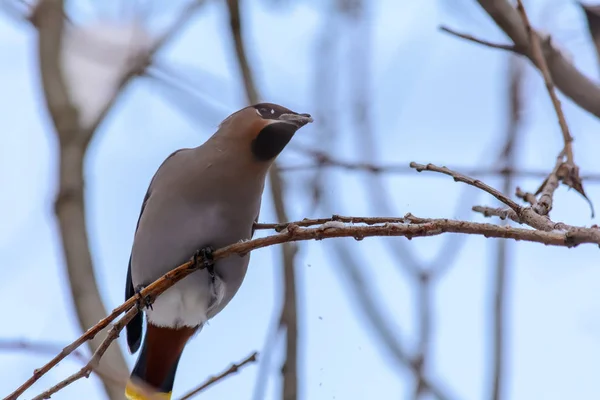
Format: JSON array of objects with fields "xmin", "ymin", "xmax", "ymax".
[
  {"xmin": 134, "ymin": 284, "xmax": 153, "ymax": 311},
  {"xmin": 192, "ymin": 245, "xmax": 216, "ymax": 277}
]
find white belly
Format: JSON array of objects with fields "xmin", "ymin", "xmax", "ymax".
[{"xmin": 146, "ymin": 271, "xmax": 226, "ymax": 328}]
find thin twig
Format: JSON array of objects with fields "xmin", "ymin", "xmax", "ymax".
[
  {"xmin": 177, "ymin": 352, "xmax": 259, "ymax": 400},
  {"xmin": 515, "ymin": 187, "xmax": 537, "ymax": 206},
  {"xmin": 515, "ymin": 0, "xmax": 573, "ymax": 163},
  {"xmin": 440, "ymin": 26, "xmax": 520, "ymax": 53},
  {"xmin": 410, "ymin": 162, "xmax": 582, "ymax": 232},
  {"xmin": 33, "ymin": 1, "xmax": 129, "ymax": 397},
  {"xmin": 532, "ymin": 152, "xmax": 564, "ymax": 215},
  {"xmin": 410, "ymin": 162, "xmax": 522, "ymax": 212},
  {"xmin": 474, "ymin": 0, "xmax": 600, "ymax": 120},
  {"xmin": 513, "ymin": 1, "xmax": 595, "ymax": 215},
  {"xmin": 0, "ymin": 340, "xmax": 122, "ymax": 385},
  {"xmin": 30, "ymin": 308, "xmax": 139, "ymax": 400},
  {"xmin": 281, "ymin": 154, "xmax": 600, "ymax": 182},
  {"xmin": 473, "ymin": 206, "xmax": 521, "ymax": 223}
]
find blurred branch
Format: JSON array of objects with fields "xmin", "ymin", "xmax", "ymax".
[
  {"xmin": 29, "ymin": 309, "xmax": 138, "ymax": 400},
  {"xmin": 413, "ymin": 271, "xmax": 433, "ymax": 399},
  {"xmin": 579, "ymin": 2, "xmax": 600, "ymax": 73},
  {"xmin": 32, "ymin": 1, "xmax": 128, "ymax": 398},
  {"xmin": 342, "ymin": 3, "xmax": 445, "ymax": 393},
  {"xmin": 18, "ymin": 1, "xmax": 211, "ymax": 399},
  {"xmin": 251, "ymin": 320, "xmax": 283, "ymax": 400},
  {"xmin": 490, "ymin": 55, "xmax": 524, "ymax": 400},
  {"xmin": 283, "ymin": 147, "xmax": 600, "ymax": 182},
  {"xmin": 327, "ymin": 238, "xmax": 455, "ymax": 400},
  {"xmin": 178, "ymin": 352, "xmax": 259, "ymax": 400},
  {"xmin": 445, "ymin": 0, "xmax": 600, "ymax": 120},
  {"xmin": 306, "ymin": 1, "xmax": 340, "ymax": 210},
  {"xmin": 440, "ymin": 26, "xmax": 520, "ymax": 52},
  {"xmin": 83, "ymin": 0, "xmax": 209, "ymax": 140},
  {"xmin": 223, "ymin": 1, "xmax": 299, "ymax": 399},
  {"xmin": 0, "ymin": 339, "xmax": 122, "ymax": 385}
]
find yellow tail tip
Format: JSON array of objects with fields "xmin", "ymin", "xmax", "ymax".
[{"xmin": 125, "ymin": 380, "xmax": 172, "ymax": 400}]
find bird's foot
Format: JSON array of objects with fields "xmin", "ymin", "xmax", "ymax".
[
  {"xmin": 134, "ymin": 284, "xmax": 153, "ymax": 311},
  {"xmin": 192, "ymin": 245, "xmax": 216, "ymax": 275}
]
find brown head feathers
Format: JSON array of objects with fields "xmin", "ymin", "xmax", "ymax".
[{"xmin": 216, "ymin": 102, "xmax": 313, "ymax": 161}]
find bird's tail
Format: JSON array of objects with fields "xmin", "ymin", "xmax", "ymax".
[{"xmin": 125, "ymin": 324, "xmax": 197, "ymax": 400}]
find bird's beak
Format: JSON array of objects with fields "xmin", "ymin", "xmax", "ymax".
[{"xmin": 278, "ymin": 113, "xmax": 314, "ymax": 128}]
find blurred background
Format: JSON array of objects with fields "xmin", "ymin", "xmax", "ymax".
[{"xmin": 2, "ymin": 0, "xmax": 600, "ymax": 399}]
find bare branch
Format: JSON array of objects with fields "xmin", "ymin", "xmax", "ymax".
[
  {"xmin": 531, "ymin": 152, "xmax": 564, "ymax": 216},
  {"xmin": 474, "ymin": 0, "xmax": 600, "ymax": 120},
  {"xmin": 472, "ymin": 206, "xmax": 520, "ymax": 223},
  {"xmin": 410, "ymin": 162, "xmax": 593, "ymax": 233},
  {"xmin": 515, "ymin": 0, "xmax": 574, "ymax": 163},
  {"xmin": 32, "ymin": 1, "xmax": 129, "ymax": 398},
  {"xmin": 178, "ymin": 352, "xmax": 259, "ymax": 400},
  {"xmin": 440, "ymin": 25, "xmax": 520, "ymax": 53},
  {"xmin": 281, "ymin": 151, "xmax": 600, "ymax": 182},
  {"xmin": 8, "ymin": 212, "xmax": 600, "ymax": 398},
  {"xmin": 0, "ymin": 339, "xmax": 122, "ymax": 385},
  {"xmin": 515, "ymin": 187, "xmax": 537, "ymax": 206},
  {"xmin": 410, "ymin": 162, "xmax": 522, "ymax": 212},
  {"xmin": 579, "ymin": 2, "xmax": 600, "ymax": 73},
  {"xmin": 255, "ymin": 215, "xmax": 408, "ymax": 231},
  {"xmin": 29, "ymin": 308, "xmax": 138, "ymax": 400},
  {"xmin": 328, "ymin": 238, "xmax": 455, "ymax": 400}
]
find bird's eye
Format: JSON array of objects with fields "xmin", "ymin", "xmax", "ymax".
[{"xmin": 270, "ymin": 109, "xmax": 275, "ymax": 115}]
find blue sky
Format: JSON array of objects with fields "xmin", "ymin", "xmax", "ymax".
[{"xmin": 2, "ymin": 0, "xmax": 600, "ymax": 399}]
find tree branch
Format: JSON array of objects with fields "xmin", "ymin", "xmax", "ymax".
[
  {"xmin": 515, "ymin": 0, "xmax": 573, "ymax": 163},
  {"xmin": 177, "ymin": 352, "xmax": 258, "ymax": 400},
  {"xmin": 474, "ymin": 0, "xmax": 600, "ymax": 120},
  {"xmin": 281, "ymin": 148, "xmax": 600, "ymax": 182},
  {"xmin": 440, "ymin": 25, "xmax": 520, "ymax": 53},
  {"xmin": 0, "ymin": 339, "xmax": 122, "ymax": 385},
  {"xmin": 32, "ymin": 1, "xmax": 129, "ymax": 398},
  {"xmin": 410, "ymin": 162, "xmax": 522, "ymax": 212},
  {"xmin": 8, "ymin": 210, "xmax": 600, "ymax": 399},
  {"xmin": 29, "ymin": 308, "xmax": 138, "ymax": 400},
  {"xmin": 29, "ymin": 2, "xmax": 211, "ymax": 399}
]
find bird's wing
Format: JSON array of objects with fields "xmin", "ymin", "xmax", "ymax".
[{"xmin": 125, "ymin": 149, "xmax": 187, "ymax": 354}]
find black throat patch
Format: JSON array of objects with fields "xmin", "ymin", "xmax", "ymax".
[{"xmin": 251, "ymin": 122, "xmax": 296, "ymax": 161}]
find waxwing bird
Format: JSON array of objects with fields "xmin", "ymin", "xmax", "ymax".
[{"xmin": 124, "ymin": 103, "xmax": 313, "ymax": 399}]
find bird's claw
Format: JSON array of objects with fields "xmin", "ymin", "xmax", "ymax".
[
  {"xmin": 192, "ymin": 245, "xmax": 216, "ymax": 274},
  {"xmin": 134, "ymin": 285, "xmax": 153, "ymax": 311}
]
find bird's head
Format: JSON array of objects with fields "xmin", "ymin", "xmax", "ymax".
[{"xmin": 217, "ymin": 102, "xmax": 313, "ymax": 162}]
